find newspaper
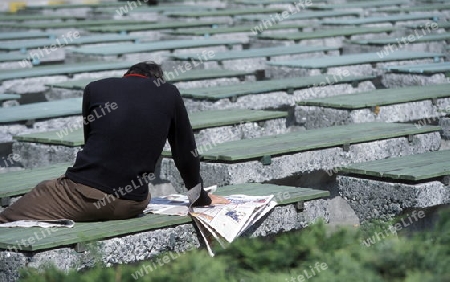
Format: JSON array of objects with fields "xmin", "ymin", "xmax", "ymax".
[{"xmin": 144, "ymin": 193, "xmax": 277, "ymax": 256}]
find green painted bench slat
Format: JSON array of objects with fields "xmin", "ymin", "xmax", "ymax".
[
  {"xmin": 14, "ymin": 128, "xmax": 84, "ymax": 147},
  {"xmin": 258, "ymin": 27, "xmax": 394, "ymax": 41},
  {"xmin": 2, "ymin": 19, "xmax": 155, "ymax": 30},
  {"xmin": 196, "ymin": 123, "xmax": 440, "ymax": 161},
  {"xmin": 0, "ymin": 34, "xmax": 141, "ymax": 51},
  {"xmin": 0, "ymin": 94, "xmax": 20, "ymax": 102},
  {"xmin": 69, "ymin": 39, "xmax": 242, "ymax": 56},
  {"xmin": 166, "ymin": 23, "xmax": 307, "ymax": 36},
  {"xmin": 180, "ymin": 74, "xmax": 374, "ymax": 100},
  {"xmin": 323, "ymin": 14, "xmax": 438, "ymax": 25},
  {"xmin": 377, "ymin": 3, "xmax": 450, "ymax": 12},
  {"xmin": 406, "ymin": 21, "xmax": 450, "ymax": 29},
  {"xmin": 349, "ymin": 32, "xmax": 450, "ymax": 45},
  {"xmin": 0, "ymin": 61, "xmax": 132, "ymax": 82},
  {"xmin": 24, "ymin": 2, "xmax": 126, "ymax": 9},
  {"xmin": 86, "ymin": 21, "xmax": 223, "ymax": 33},
  {"xmin": 0, "ymin": 31, "xmax": 54, "ymax": 41},
  {"xmin": 46, "ymin": 69, "xmax": 257, "ymax": 90},
  {"xmin": 189, "ymin": 109, "xmax": 288, "ymax": 130},
  {"xmin": 0, "ymin": 183, "xmax": 329, "ymax": 251},
  {"xmin": 0, "ymin": 15, "xmax": 83, "ymax": 21},
  {"xmin": 297, "ymin": 83, "xmax": 450, "ymax": 109},
  {"xmin": 237, "ymin": 11, "xmax": 360, "ymax": 22},
  {"xmin": 385, "ymin": 62, "xmax": 450, "ymax": 74},
  {"xmin": 268, "ymin": 52, "xmax": 444, "ymax": 69},
  {"xmin": 0, "ymin": 98, "xmax": 82, "ymax": 123},
  {"xmin": 309, "ymin": 0, "xmax": 408, "ymax": 9},
  {"xmin": 168, "ymin": 44, "xmax": 340, "ymax": 62},
  {"xmin": 338, "ymin": 150, "xmax": 450, "ymax": 181},
  {"xmin": 96, "ymin": 4, "xmax": 214, "ymax": 14},
  {"xmin": 13, "ymin": 109, "xmax": 288, "ymax": 147},
  {"xmin": 166, "ymin": 7, "xmax": 284, "ymax": 17},
  {"xmin": 234, "ymin": 0, "xmax": 327, "ymax": 4},
  {"xmin": 0, "ymin": 52, "xmax": 30, "ymax": 63},
  {"xmin": 0, "ymin": 163, "xmax": 70, "ymax": 198}
]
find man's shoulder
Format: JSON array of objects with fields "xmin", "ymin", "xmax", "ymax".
[{"xmin": 87, "ymin": 77, "xmax": 121, "ymax": 87}]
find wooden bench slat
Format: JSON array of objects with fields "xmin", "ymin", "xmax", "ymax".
[
  {"xmin": 95, "ymin": 4, "xmax": 213, "ymax": 14},
  {"xmin": 0, "ymin": 15, "xmax": 83, "ymax": 21},
  {"xmin": 385, "ymin": 62, "xmax": 450, "ymax": 74},
  {"xmin": 166, "ymin": 7, "xmax": 284, "ymax": 17},
  {"xmin": 179, "ymin": 74, "xmax": 375, "ymax": 100},
  {"xmin": 406, "ymin": 21, "xmax": 450, "ymax": 29},
  {"xmin": 0, "ymin": 31, "xmax": 54, "ymax": 41},
  {"xmin": 0, "ymin": 183, "xmax": 329, "ymax": 251},
  {"xmin": 309, "ymin": 0, "xmax": 408, "ymax": 9},
  {"xmin": 377, "ymin": 3, "xmax": 450, "ymax": 12},
  {"xmin": 166, "ymin": 23, "xmax": 307, "ymax": 36},
  {"xmin": 323, "ymin": 14, "xmax": 438, "ymax": 25},
  {"xmin": 297, "ymin": 83, "xmax": 450, "ymax": 109},
  {"xmin": 268, "ymin": 52, "xmax": 444, "ymax": 69},
  {"xmin": 23, "ymin": 2, "xmax": 126, "ymax": 10},
  {"xmin": 237, "ymin": 11, "xmax": 360, "ymax": 22},
  {"xmin": 86, "ymin": 21, "xmax": 223, "ymax": 33},
  {"xmin": 0, "ymin": 98, "xmax": 82, "ymax": 123},
  {"xmin": 0, "ymin": 94, "xmax": 20, "ymax": 102},
  {"xmin": 339, "ymin": 150, "xmax": 450, "ymax": 181},
  {"xmin": 195, "ymin": 123, "xmax": 440, "ymax": 161},
  {"xmin": 168, "ymin": 44, "xmax": 340, "ymax": 62},
  {"xmin": 0, "ymin": 61, "xmax": 132, "ymax": 82},
  {"xmin": 2, "ymin": 19, "xmax": 155, "ymax": 30},
  {"xmin": 69, "ymin": 39, "xmax": 243, "ymax": 56},
  {"xmin": 0, "ymin": 163, "xmax": 70, "ymax": 198},
  {"xmin": 0, "ymin": 34, "xmax": 141, "ymax": 51},
  {"xmin": 349, "ymin": 32, "xmax": 450, "ymax": 46},
  {"xmin": 258, "ymin": 27, "xmax": 394, "ymax": 41}
]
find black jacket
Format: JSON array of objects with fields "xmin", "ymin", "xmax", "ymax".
[{"xmin": 66, "ymin": 74, "xmax": 211, "ymax": 205}]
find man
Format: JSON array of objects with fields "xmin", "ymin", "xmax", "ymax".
[{"xmin": 0, "ymin": 61, "xmax": 228, "ymax": 223}]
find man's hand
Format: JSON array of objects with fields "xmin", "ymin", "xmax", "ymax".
[{"xmin": 208, "ymin": 193, "xmax": 230, "ymax": 205}]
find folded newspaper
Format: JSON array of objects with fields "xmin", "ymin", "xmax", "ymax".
[{"xmin": 143, "ymin": 191, "xmax": 277, "ymax": 256}]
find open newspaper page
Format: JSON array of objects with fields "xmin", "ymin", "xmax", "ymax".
[
  {"xmin": 144, "ymin": 193, "xmax": 277, "ymax": 254},
  {"xmin": 143, "ymin": 194, "xmax": 190, "ymax": 216},
  {"xmin": 190, "ymin": 195, "xmax": 275, "ymax": 242}
]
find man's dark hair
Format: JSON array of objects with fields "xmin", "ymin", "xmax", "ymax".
[{"xmin": 125, "ymin": 61, "xmax": 164, "ymax": 79}]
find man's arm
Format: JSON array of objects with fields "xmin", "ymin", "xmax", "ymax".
[
  {"xmin": 167, "ymin": 89, "xmax": 212, "ymax": 206},
  {"xmin": 82, "ymin": 84, "xmax": 91, "ymax": 144}
]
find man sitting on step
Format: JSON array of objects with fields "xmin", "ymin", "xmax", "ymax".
[{"xmin": 0, "ymin": 61, "xmax": 228, "ymax": 223}]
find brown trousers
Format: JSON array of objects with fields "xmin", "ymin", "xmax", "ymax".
[{"xmin": 0, "ymin": 175, "xmax": 150, "ymax": 223}]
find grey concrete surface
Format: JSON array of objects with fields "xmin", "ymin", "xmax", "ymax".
[
  {"xmin": 295, "ymin": 98, "xmax": 450, "ymax": 129},
  {"xmin": 338, "ymin": 175, "xmax": 450, "ymax": 223}
]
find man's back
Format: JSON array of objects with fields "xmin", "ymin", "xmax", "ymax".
[{"xmin": 66, "ymin": 75, "xmax": 196, "ymax": 201}]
